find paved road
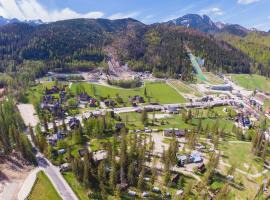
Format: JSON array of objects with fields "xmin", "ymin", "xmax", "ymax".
[
  {"xmin": 35, "ymin": 153, "xmax": 78, "ymax": 200},
  {"xmin": 46, "ymin": 99, "xmax": 236, "ymax": 130},
  {"xmin": 17, "ymin": 104, "xmax": 78, "ymax": 200}
]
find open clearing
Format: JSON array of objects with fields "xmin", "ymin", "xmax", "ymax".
[
  {"xmin": 231, "ymin": 74, "xmax": 270, "ymax": 92},
  {"xmin": 70, "ymin": 81, "xmax": 186, "ymax": 104},
  {"xmin": 27, "ymin": 171, "xmax": 62, "ymax": 200},
  {"xmin": 220, "ymin": 142, "xmax": 264, "ymax": 174}
]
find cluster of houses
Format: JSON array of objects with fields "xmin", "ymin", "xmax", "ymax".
[
  {"xmin": 41, "ymin": 85, "xmax": 100, "ymax": 118},
  {"xmin": 79, "ymin": 92, "xmax": 98, "ymax": 107},
  {"xmin": 40, "ymin": 86, "xmax": 67, "ymax": 117},
  {"xmin": 129, "ymin": 95, "xmax": 145, "ymax": 106},
  {"xmin": 163, "ymin": 128, "xmax": 186, "ymax": 137}
]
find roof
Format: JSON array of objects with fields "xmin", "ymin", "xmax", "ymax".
[
  {"xmin": 93, "ymin": 150, "xmax": 107, "ymax": 161},
  {"xmin": 177, "ymin": 155, "xmax": 187, "ymax": 161},
  {"xmin": 190, "ymin": 152, "xmax": 202, "ymax": 162}
]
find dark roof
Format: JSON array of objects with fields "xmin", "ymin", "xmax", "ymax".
[{"xmin": 78, "ymin": 149, "xmax": 88, "ymax": 157}]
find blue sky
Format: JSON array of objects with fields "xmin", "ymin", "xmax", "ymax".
[{"xmin": 0, "ymin": 0, "xmax": 269, "ymax": 30}]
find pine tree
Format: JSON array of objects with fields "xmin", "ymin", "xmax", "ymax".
[
  {"xmin": 127, "ymin": 162, "xmax": 135, "ymax": 186},
  {"xmin": 43, "ymin": 117, "xmax": 49, "ymax": 132},
  {"xmin": 98, "ymin": 161, "xmax": 106, "ymax": 184},
  {"xmin": 141, "ymin": 108, "xmax": 148, "ymax": 126},
  {"xmin": 137, "ymin": 167, "xmax": 145, "ymax": 191},
  {"xmin": 109, "ymin": 157, "xmax": 117, "ymax": 189},
  {"xmin": 83, "ymin": 153, "xmax": 91, "ymax": 188},
  {"xmin": 144, "ymin": 87, "xmax": 147, "ymax": 97},
  {"xmin": 120, "ymin": 130, "xmax": 127, "ymax": 184},
  {"xmin": 99, "ymin": 181, "xmax": 107, "ymax": 200},
  {"xmin": 62, "ymin": 118, "xmax": 67, "ymax": 131},
  {"xmin": 114, "ymin": 185, "xmax": 121, "ymax": 200}
]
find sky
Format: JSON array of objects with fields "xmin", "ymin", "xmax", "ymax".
[{"xmin": 0, "ymin": 0, "xmax": 270, "ymax": 31}]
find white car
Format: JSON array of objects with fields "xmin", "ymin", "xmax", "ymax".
[{"xmin": 142, "ymin": 192, "xmax": 150, "ymax": 198}]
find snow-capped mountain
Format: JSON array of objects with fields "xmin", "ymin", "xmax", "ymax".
[{"xmin": 0, "ymin": 16, "xmax": 43, "ymax": 26}]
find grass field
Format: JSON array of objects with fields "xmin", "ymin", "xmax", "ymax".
[
  {"xmin": 120, "ymin": 109, "xmax": 235, "ymax": 133},
  {"xmin": 70, "ymin": 81, "xmax": 186, "ymax": 104},
  {"xmin": 27, "ymin": 171, "xmax": 62, "ymax": 200},
  {"xmin": 231, "ymin": 74, "xmax": 270, "ymax": 92},
  {"xmin": 220, "ymin": 142, "xmax": 264, "ymax": 174}
]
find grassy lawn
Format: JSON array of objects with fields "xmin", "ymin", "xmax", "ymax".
[
  {"xmin": 231, "ymin": 74, "xmax": 270, "ymax": 92},
  {"xmin": 63, "ymin": 172, "xmax": 89, "ymax": 200},
  {"xmin": 191, "ymin": 106, "xmax": 237, "ymax": 118},
  {"xmin": 70, "ymin": 81, "xmax": 186, "ymax": 104},
  {"xmin": 220, "ymin": 142, "xmax": 264, "ymax": 174},
  {"xmin": 120, "ymin": 110, "xmax": 235, "ymax": 133},
  {"xmin": 27, "ymin": 171, "xmax": 62, "ymax": 200}
]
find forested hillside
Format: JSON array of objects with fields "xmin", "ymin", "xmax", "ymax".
[
  {"xmin": 0, "ymin": 18, "xmax": 252, "ymax": 80},
  {"xmin": 0, "ymin": 99, "xmax": 36, "ymax": 164},
  {"xmin": 217, "ymin": 32, "xmax": 270, "ymax": 75}
]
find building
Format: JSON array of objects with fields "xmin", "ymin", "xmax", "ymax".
[
  {"xmin": 104, "ymin": 99, "xmax": 116, "ymax": 107},
  {"xmin": 68, "ymin": 118, "xmax": 80, "ymax": 129},
  {"xmin": 197, "ymin": 163, "xmax": 206, "ymax": 173},
  {"xmin": 166, "ymin": 106, "xmax": 179, "ymax": 114},
  {"xmin": 89, "ymin": 98, "xmax": 97, "ymax": 107},
  {"xmin": 79, "ymin": 93, "xmax": 91, "ymax": 102},
  {"xmin": 177, "ymin": 155, "xmax": 187, "ymax": 167},
  {"xmin": 115, "ymin": 123, "xmax": 125, "ymax": 131},
  {"xmin": 189, "ymin": 152, "xmax": 203, "ymax": 163},
  {"xmin": 78, "ymin": 149, "xmax": 88, "ymax": 157},
  {"xmin": 129, "ymin": 95, "xmax": 145, "ymax": 104},
  {"xmin": 45, "ymin": 86, "xmax": 59, "ymax": 95},
  {"xmin": 211, "ymin": 84, "xmax": 232, "ymax": 91},
  {"xmin": 163, "ymin": 128, "xmax": 185, "ymax": 137}
]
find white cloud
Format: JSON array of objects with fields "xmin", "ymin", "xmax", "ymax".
[
  {"xmin": 0, "ymin": 0, "xmax": 104, "ymax": 22},
  {"xmin": 199, "ymin": 7, "xmax": 224, "ymax": 16},
  {"xmin": 108, "ymin": 12, "xmax": 140, "ymax": 20},
  {"xmin": 237, "ymin": 0, "xmax": 261, "ymax": 5}
]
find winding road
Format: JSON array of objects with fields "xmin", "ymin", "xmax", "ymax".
[{"xmin": 17, "ymin": 104, "xmax": 78, "ymax": 200}]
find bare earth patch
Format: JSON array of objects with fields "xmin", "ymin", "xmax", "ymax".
[
  {"xmin": 0, "ymin": 153, "xmax": 33, "ymax": 200},
  {"xmin": 17, "ymin": 104, "xmax": 39, "ymax": 127}
]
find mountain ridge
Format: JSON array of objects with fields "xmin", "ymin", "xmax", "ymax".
[
  {"xmin": 0, "ymin": 17, "xmax": 252, "ymax": 79},
  {"xmin": 166, "ymin": 14, "xmax": 253, "ymax": 37}
]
